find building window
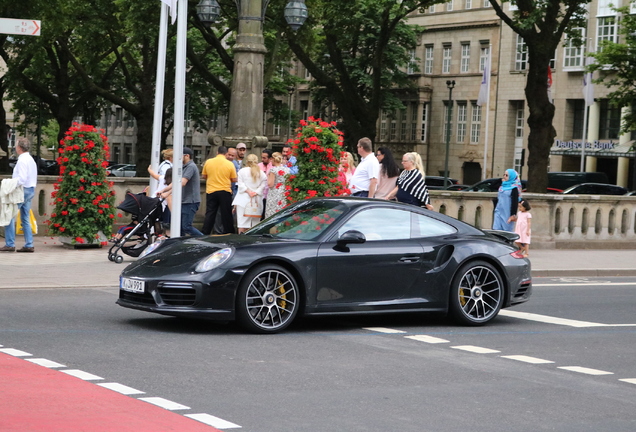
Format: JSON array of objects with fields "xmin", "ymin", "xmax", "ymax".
[
  {"xmin": 509, "ymin": 1, "xmax": 518, "ymax": 11},
  {"xmin": 515, "ymin": 105, "xmax": 525, "ymax": 138},
  {"xmin": 304, "ymin": 66, "xmax": 311, "ymax": 80},
  {"xmin": 115, "ymin": 108, "xmax": 123, "ymax": 128},
  {"xmin": 597, "ymin": 17, "xmax": 617, "ymax": 51},
  {"xmin": 479, "ymin": 45, "xmax": 490, "ymax": 72},
  {"xmin": 410, "ymin": 102, "xmax": 418, "ymax": 141},
  {"xmin": 442, "ymin": 45, "xmax": 452, "ymax": 73},
  {"xmin": 515, "ymin": 34, "xmax": 528, "ymax": 71},
  {"xmin": 390, "ymin": 110, "xmax": 397, "ymax": 141},
  {"xmin": 446, "ymin": 0, "xmax": 453, "ymax": 11},
  {"xmin": 564, "ymin": 28, "xmax": 585, "ymax": 69},
  {"xmin": 465, "ymin": 0, "xmax": 472, "ymax": 9},
  {"xmin": 572, "ymin": 99, "xmax": 585, "ymax": 139},
  {"xmin": 407, "ymin": 49, "xmax": 417, "ymax": 75},
  {"xmin": 599, "ymin": 99, "xmax": 621, "ymax": 139},
  {"xmin": 457, "ymin": 102, "xmax": 467, "ymax": 142},
  {"xmin": 460, "ymin": 43, "xmax": 470, "ymax": 73},
  {"xmin": 483, "ymin": 0, "xmax": 490, "ymax": 7},
  {"xmin": 443, "ymin": 102, "xmax": 453, "ymax": 142},
  {"xmin": 380, "ymin": 110, "xmax": 388, "ymax": 141},
  {"xmin": 470, "ymin": 103, "xmax": 482, "ymax": 144},
  {"xmin": 400, "ymin": 108, "xmax": 408, "ymax": 141},
  {"xmin": 421, "ymin": 103, "xmax": 428, "ymax": 143},
  {"xmin": 126, "ymin": 113, "xmax": 135, "ymax": 128},
  {"xmin": 300, "ymin": 100, "xmax": 309, "ymax": 120},
  {"xmin": 424, "ymin": 45, "xmax": 434, "ymax": 74},
  {"xmin": 124, "ymin": 143, "xmax": 133, "ymax": 164},
  {"xmin": 429, "ymin": 4, "xmax": 435, "ymax": 13}
]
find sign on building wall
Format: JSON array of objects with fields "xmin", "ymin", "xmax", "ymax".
[{"xmin": 0, "ymin": 19, "xmax": 41, "ymax": 36}]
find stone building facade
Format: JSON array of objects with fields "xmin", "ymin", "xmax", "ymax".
[{"xmin": 393, "ymin": 0, "xmax": 636, "ymax": 187}]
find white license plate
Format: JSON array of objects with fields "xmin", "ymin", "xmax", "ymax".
[{"xmin": 120, "ymin": 277, "xmax": 145, "ymax": 293}]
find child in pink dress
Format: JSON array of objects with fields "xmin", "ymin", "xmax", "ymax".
[{"xmin": 514, "ymin": 199, "xmax": 532, "ymax": 257}]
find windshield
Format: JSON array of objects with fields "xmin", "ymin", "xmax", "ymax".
[{"xmin": 246, "ymin": 200, "xmax": 349, "ymax": 240}]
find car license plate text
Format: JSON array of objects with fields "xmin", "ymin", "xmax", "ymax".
[{"xmin": 121, "ymin": 277, "xmax": 145, "ymax": 293}]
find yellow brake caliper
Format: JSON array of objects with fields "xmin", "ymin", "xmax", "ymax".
[{"xmin": 277, "ymin": 279, "xmax": 287, "ymax": 310}]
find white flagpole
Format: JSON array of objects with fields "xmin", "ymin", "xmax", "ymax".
[
  {"xmin": 482, "ymin": 44, "xmax": 492, "ymax": 180},
  {"xmin": 171, "ymin": 0, "xmax": 187, "ymax": 236},
  {"xmin": 149, "ymin": 3, "xmax": 169, "ymax": 196},
  {"xmin": 580, "ymin": 104, "xmax": 589, "ymax": 172}
]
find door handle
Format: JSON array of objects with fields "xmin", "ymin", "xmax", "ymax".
[{"xmin": 399, "ymin": 256, "xmax": 420, "ymax": 263}]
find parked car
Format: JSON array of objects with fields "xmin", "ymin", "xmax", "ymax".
[
  {"xmin": 117, "ymin": 197, "xmax": 532, "ymax": 333},
  {"xmin": 107, "ymin": 164, "xmax": 137, "ymax": 177},
  {"xmin": 462, "ymin": 178, "xmax": 528, "ymax": 192},
  {"xmin": 561, "ymin": 183, "xmax": 628, "ymax": 195},
  {"xmin": 547, "ymin": 171, "xmax": 609, "ymax": 192},
  {"xmin": 8, "ymin": 157, "xmax": 59, "ymax": 175},
  {"xmin": 425, "ymin": 176, "xmax": 460, "ymax": 190}
]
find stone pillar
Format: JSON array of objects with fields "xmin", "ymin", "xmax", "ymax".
[
  {"xmin": 586, "ymin": 101, "xmax": 600, "ymax": 172},
  {"xmin": 224, "ymin": 0, "xmax": 268, "ymax": 151},
  {"xmin": 617, "ymin": 106, "xmax": 632, "ymax": 188}
]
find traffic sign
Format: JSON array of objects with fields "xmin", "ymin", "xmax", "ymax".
[{"xmin": 0, "ymin": 18, "xmax": 41, "ymax": 36}]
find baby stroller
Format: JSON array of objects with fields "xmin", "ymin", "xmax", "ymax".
[{"xmin": 108, "ymin": 192, "xmax": 164, "ymax": 264}]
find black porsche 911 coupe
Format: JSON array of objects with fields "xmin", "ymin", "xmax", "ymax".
[{"xmin": 117, "ymin": 197, "xmax": 532, "ymax": 333}]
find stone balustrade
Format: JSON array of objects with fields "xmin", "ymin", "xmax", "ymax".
[
  {"xmin": 3, "ymin": 176, "xmax": 636, "ymax": 249},
  {"xmin": 430, "ymin": 190, "xmax": 636, "ymax": 249}
]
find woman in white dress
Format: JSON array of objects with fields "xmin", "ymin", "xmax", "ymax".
[{"xmin": 232, "ymin": 154, "xmax": 267, "ymax": 234}]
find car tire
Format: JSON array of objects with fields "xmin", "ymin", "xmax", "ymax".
[
  {"xmin": 236, "ymin": 264, "xmax": 299, "ymax": 334},
  {"xmin": 449, "ymin": 260, "xmax": 504, "ymax": 326}
]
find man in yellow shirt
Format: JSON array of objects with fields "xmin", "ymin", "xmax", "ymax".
[{"xmin": 201, "ymin": 146, "xmax": 238, "ymax": 234}]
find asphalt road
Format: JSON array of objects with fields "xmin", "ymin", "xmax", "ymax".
[{"xmin": 1, "ymin": 277, "xmax": 636, "ymax": 432}]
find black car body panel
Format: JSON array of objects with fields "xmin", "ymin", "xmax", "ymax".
[{"xmin": 117, "ymin": 197, "xmax": 532, "ymax": 331}]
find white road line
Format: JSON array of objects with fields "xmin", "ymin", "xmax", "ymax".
[
  {"xmin": 533, "ymin": 282, "xmax": 636, "ymax": 287},
  {"xmin": 139, "ymin": 397, "xmax": 190, "ymax": 410},
  {"xmin": 185, "ymin": 413, "xmax": 242, "ymax": 429},
  {"xmin": 404, "ymin": 335, "xmax": 449, "ymax": 344},
  {"xmin": 61, "ymin": 369, "xmax": 104, "ymax": 381},
  {"xmin": 619, "ymin": 379, "xmax": 636, "ymax": 385},
  {"xmin": 0, "ymin": 348, "xmax": 32, "ymax": 357},
  {"xmin": 501, "ymin": 355, "xmax": 555, "ymax": 364},
  {"xmin": 98, "ymin": 382, "xmax": 145, "ymax": 395},
  {"xmin": 451, "ymin": 345, "xmax": 500, "ymax": 354},
  {"xmin": 558, "ymin": 366, "xmax": 614, "ymax": 376},
  {"xmin": 26, "ymin": 358, "xmax": 66, "ymax": 368},
  {"xmin": 498, "ymin": 310, "xmax": 627, "ymax": 327},
  {"xmin": 363, "ymin": 327, "xmax": 406, "ymax": 334}
]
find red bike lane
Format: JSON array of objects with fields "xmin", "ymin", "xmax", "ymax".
[{"xmin": 0, "ymin": 353, "xmax": 222, "ymax": 432}]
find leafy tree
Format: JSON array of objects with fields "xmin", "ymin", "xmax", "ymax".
[
  {"xmin": 278, "ymin": 0, "xmax": 434, "ymax": 148},
  {"xmin": 589, "ymin": 6, "xmax": 636, "ymax": 133},
  {"xmin": 489, "ymin": 0, "xmax": 590, "ymax": 192}
]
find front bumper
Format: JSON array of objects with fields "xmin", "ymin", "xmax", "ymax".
[{"xmin": 116, "ymin": 269, "xmax": 240, "ymax": 320}]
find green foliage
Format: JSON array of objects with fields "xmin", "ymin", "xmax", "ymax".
[
  {"xmin": 590, "ymin": 6, "xmax": 636, "ymax": 133},
  {"xmin": 285, "ymin": 117, "xmax": 349, "ymax": 203},
  {"xmin": 47, "ymin": 124, "xmax": 116, "ymax": 244}
]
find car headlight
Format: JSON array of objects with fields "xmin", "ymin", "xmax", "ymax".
[
  {"xmin": 194, "ymin": 248, "xmax": 233, "ymax": 273},
  {"xmin": 139, "ymin": 236, "xmax": 168, "ymax": 259}
]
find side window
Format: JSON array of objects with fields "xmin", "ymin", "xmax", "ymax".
[
  {"xmin": 337, "ymin": 208, "xmax": 411, "ymax": 241},
  {"xmin": 412, "ymin": 213, "xmax": 457, "ymax": 238}
]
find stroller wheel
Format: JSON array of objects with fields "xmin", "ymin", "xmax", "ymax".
[
  {"xmin": 108, "ymin": 253, "xmax": 115, "ymax": 261},
  {"xmin": 115, "ymin": 255, "xmax": 124, "ymax": 264}
]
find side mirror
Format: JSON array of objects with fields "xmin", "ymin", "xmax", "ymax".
[{"xmin": 337, "ymin": 230, "xmax": 366, "ymax": 247}]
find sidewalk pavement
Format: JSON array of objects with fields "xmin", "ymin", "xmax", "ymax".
[{"xmin": 1, "ymin": 236, "xmax": 635, "ymax": 290}]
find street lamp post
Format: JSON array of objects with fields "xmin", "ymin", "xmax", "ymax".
[
  {"xmin": 197, "ymin": 0, "xmax": 307, "ymax": 150},
  {"xmin": 444, "ymin": 80, "xmax": 456, "ymax": 190},
  {"xmin": 286, "ymin": 86, "xmax": 294, "ymax": 143}
]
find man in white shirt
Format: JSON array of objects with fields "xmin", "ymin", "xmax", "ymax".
[
  {"xmin": 1, "ymin": 138, "xmax": 38, "ymax": 252},
  {"xmin": 348, "ymin": 137, "xmax": 380, "ymax": 197}
]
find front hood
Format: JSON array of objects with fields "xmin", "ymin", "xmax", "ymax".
[{"xmin": 121, "ymin": 234, "xmax": 286, "ymax": 275}]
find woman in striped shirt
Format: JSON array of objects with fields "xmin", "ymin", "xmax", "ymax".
[{"xmin": 387, "ymin": 152, "xmax": 434, "ymax": 210}]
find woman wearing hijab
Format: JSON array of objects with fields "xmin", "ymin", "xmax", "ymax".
[
  {"xmin": 386, "ymin": 152, "xmax": 434, "ymax": 210},
  {"xmin": 492, "ymin": 168, "xmax": 521, "ymax": 232}
]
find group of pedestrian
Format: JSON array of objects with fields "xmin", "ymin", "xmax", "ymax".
[
  {"xmin": 493, "ymin": 168, "xmax": 532, "ymax": 257},
  {"xmin": 343, "ymin": 137, "xmax": 433, "ymax": 210}
]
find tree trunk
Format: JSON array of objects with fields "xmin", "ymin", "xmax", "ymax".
[{"xmin": 525, "ymin": 52, "xmax": 556, "ymax": 193}]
